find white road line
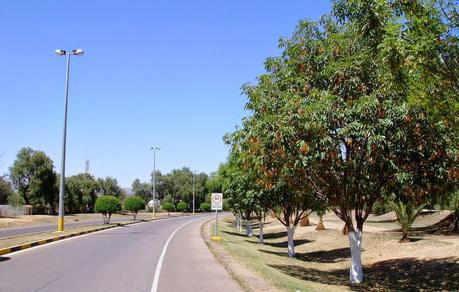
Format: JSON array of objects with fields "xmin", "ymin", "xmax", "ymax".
[{"xmin": 151, "ymin": 218, "xmax": 199, "ymax": 292}]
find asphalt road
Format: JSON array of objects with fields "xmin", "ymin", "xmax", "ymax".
[
  {"xmin": 0, "ymin": 215, "xmax": 153, "ymax": 238},
  {"xmin": 0, "ymin": 214, "xmax": 242, "ymax": 292}
]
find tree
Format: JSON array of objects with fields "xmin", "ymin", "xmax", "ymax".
[
  {"xmin": 162, "ymin": 202, "xmax": 175, "ymax": 215},
  {"xmin": 0, "ymin": 176, "xmax": 14, "ymax": 204},
  {"xmin": 124, "ymin": 196, "xmax": 145, "ymax": 220},
  {"xmin": 97, "ymin": 177, "xmax": 126, "ymax": 200},
  {"xmin": 131, "ymin": 179, "xmax": 152, "ymax": 203},
  {"xmin": 176, "ymin": 201, "xmax": 187, "ymax": 213},
  {"xmin": 200, "ymin": 202, "xmax": 210, "ymax": 212},
  {"xmin": 10, "ymin": 147, "xmax": 58, "ymax": 213},
  {"xmin": 65, "ymin": 173, "xmax": 98, "ymax": 213},
  {"xmin": 229, "ymin": 0, "xmax": 458, "ymax": 284},
  {"xmin": 94, "ymin": 196, "xmax": 122, "ymax": 224},
  {"xmin": 389, "ymin": 197, "xmax": 425, "ymax": 242}
]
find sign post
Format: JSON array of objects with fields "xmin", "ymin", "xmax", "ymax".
[{"xmin": 211, "ymin": 193, "xmax": 223, "ymax": 241}]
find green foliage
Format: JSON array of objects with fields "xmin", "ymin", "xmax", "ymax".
[
  {"xmin": 94, "ymin": 195, "xmax": 122, "ymax": 224},
  {"xmin": 97, "ymin": 177, "xmax": 126, "ymax": 200},
  {"xmin": 7, "ymin": 193, "xmax": 24, "ymax": 207},
  {"xmin": 124, "ymin": 196, "xmax": 145, "ymax": 220},
  {"xmin": 176, "ymin": 201, "xmax": 187, "ymax": 212},
  {"xmin": 389, "ymin": 197, "xmax": 426, "ymax": 242},
  {"xmin": 65, "ymin": 173, "xmax": 98, "ymax": 214},
  {"xmin": 131, "ymin": 179, "xmax": 152, "ymax": 203},
  {"xmin": 9, "ymin": 147, "xmax": 58, "ymax": 214},
  {"xmin": 0, "ymin": 176, "xmax": 14, "ymax": 204},
  {"xmin": 372, "ymin": 199, "xmax": 392, "ymax": 216},
  {"xmin": 162, "ymin": 202, "xmax": 175, "ymax": 214},
  {"xmin": 162, "ymin": 194, "xmax": 174, "ymax": 205},
  {"xmin": 200, "ymin": 202, "xmax": 211, "ymax": 212}
]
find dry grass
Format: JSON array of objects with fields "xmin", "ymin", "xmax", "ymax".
[
  {"xmin": 213, "ymin": 213, "xmax": 459, "ymax": 292},
  {"xmin": 0, "ymin": 223, "xmax": 119, "ymax": 249}
]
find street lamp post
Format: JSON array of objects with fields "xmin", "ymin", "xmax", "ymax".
[
  {"xmin": 192, "ymin": 171, "xmax": 195, "ymax": 214},
  {"xmin": 150, "ymin": 146, "xmax": 160, "ymax": 219},
  {"xmin": 55, "ymin": 49, "xmax": 84, "ymax": 232}
]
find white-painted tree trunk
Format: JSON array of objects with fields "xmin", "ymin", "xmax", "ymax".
[
  {"xmin": 287, "ymin": 225, "xmax": 296, "ymax": 257},
  {"xmin": 246, "ymin": 220, "xmax": 253, "ymax": 236},
  {"xmin": 235, "ymin": 216, "xmax": 240, "ymax": 229},
  {"xmin": 348, "ymin": 231, "xmax": 363, "ymax": 284},
  {"xmin": 258, "ymin": 219, "xmax": 264, "ymax": 244}
]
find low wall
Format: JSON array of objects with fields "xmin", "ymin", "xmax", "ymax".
[{"xmin": 0, "ymin": 205, "xmax": 33, "ymax": 217}]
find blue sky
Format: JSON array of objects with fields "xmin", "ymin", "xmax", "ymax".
[{"xmin": 0, "ymin": 1, "xmax": 331, "ymax": 187}]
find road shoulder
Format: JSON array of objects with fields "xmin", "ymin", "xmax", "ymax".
[{"xmin": 201, "ymin": 216, "xmax": 275, "ymax": 292}]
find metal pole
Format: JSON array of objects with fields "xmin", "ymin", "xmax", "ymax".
[
  {"xmin": 57, "ymin": 53, "xmax": 71, "ymax": 232},
  {"xmin": 192, "ymin": 171, "xmax": 195, "ymax": 214},
  {"xmin": 215, "ymin": 210, "xmax": 218, "ymax": 236},
  {"xmin": 152, "ymin": 149, "xmax": 156, "ymax": 219}
]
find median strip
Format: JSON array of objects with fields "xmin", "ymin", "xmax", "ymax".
[{"xmin": 0, "ymin": 213, "xmax": 192, "ymax": 256}]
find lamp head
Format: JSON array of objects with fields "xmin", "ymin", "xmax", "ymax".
[
  {"xmin": 72, "ymin": 49, "xmax": 84, "ymax": 56},
  {"xmin": 55, "ymin": 49, "xmax": 67, "ymax": 56}
]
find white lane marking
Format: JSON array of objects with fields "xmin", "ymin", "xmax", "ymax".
[{"xmin": 151, "ymin": 218, "xmax": 199, "ymax": 292}]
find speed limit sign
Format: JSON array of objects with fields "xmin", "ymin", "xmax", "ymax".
[{"xmin": 211, "ymin": 193, "xmax": 223, "ymax": 210}]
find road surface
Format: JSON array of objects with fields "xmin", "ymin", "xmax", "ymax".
[{"xmin": 0, "ymin": 214, "xmax": 242, "ymax": 292}]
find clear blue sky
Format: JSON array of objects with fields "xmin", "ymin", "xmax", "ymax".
[{"xmin": 0, "ymin": 1, "xmax": 331, "ymax": 187}]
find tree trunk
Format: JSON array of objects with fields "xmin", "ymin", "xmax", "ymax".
[
  {"xmin": 133, "ymin": 212, "xmax": 137, "ymax": 221},
  {"xmin": 258, "ymin": 219, "xmax": 264, "ymax": 244},
  {"xmin": 108, "ymin": 213, "xmax": 112, "ymax": 224},
  {"xmin": 449, "ymin": 210, "xmax": 458, "ymax": 232},
  {"xmin": 287, "ymin": 225, "xmax": 296, "ymax": 257},
  {"xmin": 399, "ymin": 232, "xmax": 410, "ymax": 243},
  {"xmin": 235, "ymin": 216, "xmax": 241, "ymax": 229},
  {"xmin": 246, "ymin": 220, "xmax": 253, "ymax": 236},
  {"xmin": 348, "ymin": 231, "xmax": 363, "ymax": 284}
]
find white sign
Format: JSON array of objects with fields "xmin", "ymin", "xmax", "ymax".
[
  {"xmin": 148, "ymin": 200, "xmax": 155, "ymax": 208},
  {"xmin": 211, "ymin": 193, "xmax": 223, "ymax": 210}
]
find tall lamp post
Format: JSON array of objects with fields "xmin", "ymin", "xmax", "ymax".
[
  {"xmin": 150, "ymin": 146, "xmax": 160, "ymax": 219},
  {"xmin": 192, "ymin": 171, "xmax": 195, "ymax": 214},
  {"xmin": 55, "ymin": 49, "xmax": 84, "ymax": 232}
]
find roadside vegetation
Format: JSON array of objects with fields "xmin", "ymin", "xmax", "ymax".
[{"xmin": 214, "ymin": 0, "xmax": 458, "ymax": 288}]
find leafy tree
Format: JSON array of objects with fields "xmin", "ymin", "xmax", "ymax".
[
  {"xmin": 162, "ymin": 194, "xmax": 174, "ymax": 205},
  {"xmin": 229, "ymin": 0, "xmax": 458, "ymax": 284},
  {"xmin": 10, "ymin": 147, "xmax": 58, "ymax": 213},
  {"xmin": 162, "ymin": 202, "xmax": 175, "ymax": 215},
  {"xmin": 94, "ymin": 195, "xmax": 122, "ymax": 224},
  {"xmin": 131, "ymin": 179, "xmax": 152, "ymax": 203},
  {"xmin": 0, "ymin": 176, "xmax": 14, "ymax": 204},
  {"xmin": 199, "ymin": 202, "xmax": 210, "ymax": 212},
  {"xmin": 65, "ymin": 173, "xmax": 98, "ymax": 213},
  {"xmin": 97, "ymin": 177, "xmax": 126, "ymax": 200},
  {"xmin": 124, "ymin": 196, "xmax": 145, "ymax": 220},
  {"xmin": 176, "ymin": 201, "xmax": 187, "ymax": 213}
]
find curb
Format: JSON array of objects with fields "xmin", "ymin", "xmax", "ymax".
[{"xmin": 0, "ymin": 213, "xmax": 193, "ymax": 256}]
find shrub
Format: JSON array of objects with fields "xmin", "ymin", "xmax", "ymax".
[
  {"xmin": 389, "ymin": 198, "xmax": 425, "ymax": 242},
  {"xmin": 200, "ymin": 202, "xmax": 211, "ymax": 212},
  {"xmin": 176, "ymin": 201, "xmax": 187, "ymax": 213},
  {"xmin": 95, "ymin": 195, "xmax": 122, "ymax": 224},
  {"xmin": 162, "ymin": 202, "xmax": 175, "ymax": 215},
  {"xmin": 124, "ymin": 196, "xmax": 145, "ymax": 220}
]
